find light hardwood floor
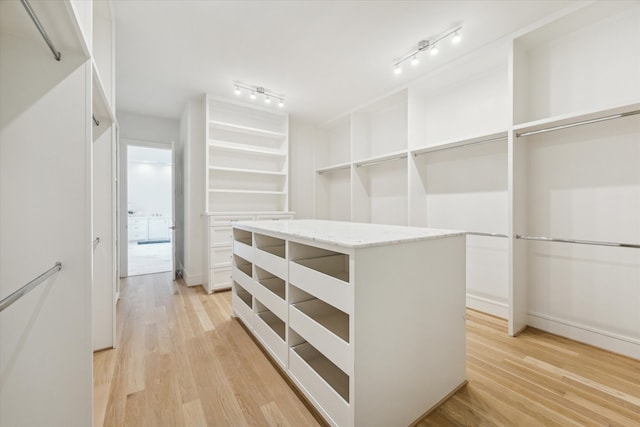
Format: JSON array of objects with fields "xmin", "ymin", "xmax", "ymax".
[{"xmin": 94, "ymin": 272, "xmax": 640, "ymax": 426}]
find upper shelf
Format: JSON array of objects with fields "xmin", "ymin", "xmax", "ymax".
[
  {"xmin": 513, "ymin": 101, "xmax": 640, "ymax": 138},
  {"xmin": 209, "ymin": 140, "xmax": 287, "ymax": 158},
  {"xmin": 209, "ymin": 120, "xmax": 287, "ymax": 139},
  {"xmin": 0, "ymin": 0, "xmax": 90, "ymax": 60}
]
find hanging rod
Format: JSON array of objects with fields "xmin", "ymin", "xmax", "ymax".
[
  {"xmin": 414, "ymin": 136, "xmax": 507, "ymax": 156},
  {"xmin": 516, "ymin": 235, "xmax": 640, "ymax": 249},
  {"xmin": 468, "ymin": 232, "xmax": 508, "ymax": 238},
  {"xmin": 317, "ymin": 165, "xmax": 351, "ymax": 175},
  {"xmin": 0, "ymin": 262, "xmax": 62, "ymax": 313},
  {"xmin": 93, "ymin": 116, "xmax": 100, "ymax": 126},
  {"xmin": 516, "ymin": 110, "xmax": 640, "ymax": 138},
  {"xmin": 356, "ymin": 154, "xmax": 407, "ymax": 168},
  {"xmin": 20, "ymin": 0, "xmax": 62, "ymax": 61},
  {"xmin": 93, "ymin": 237, "xmax": 100, "ymax": 248}
]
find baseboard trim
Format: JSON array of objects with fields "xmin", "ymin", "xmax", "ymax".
[
  {"xmin": 182, "ymin": 267, "xmax": 201, "ymax": 287},
  {"xmin": 528, "ymin": 311, "xmax": 640, "ymax": 360},
  {"xmin": 466, "ymin": 293, "xmax": 508, "ymax": 319}
]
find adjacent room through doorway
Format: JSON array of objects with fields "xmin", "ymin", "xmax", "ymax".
[{"xmin": 126, "ymin": 145, "xmax": 173, "ymax": 276}]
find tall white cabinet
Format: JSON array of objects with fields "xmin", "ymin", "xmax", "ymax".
[
  {"xmin": 1, "ymin": 0, "xmax": 116, "ymax": 425},
  {"xmin": 202, "ymin": 95, "xmax": 293, "ymax": 293},
  {"xmin": 312, "ymin": 2, "xmax": 640, "ymax": 359}
]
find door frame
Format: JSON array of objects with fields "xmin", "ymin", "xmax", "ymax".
[{"xmin": 118, "ymin": 138, "xmax": 175, "ymax": 278}]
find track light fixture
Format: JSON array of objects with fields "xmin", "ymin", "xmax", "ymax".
[
  {"xmin": 393, "ymin": 25, "xmax": 462, "ymax": 75},
  {"xmin": 233, "ymin": 82, "xmax": 285, "ymax": 108}
]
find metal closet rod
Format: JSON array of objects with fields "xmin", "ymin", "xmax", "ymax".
[
  {"xmin": 317, "ymin": 165, "xmax": 350, "ymax": 175},
  {"xmin": 516, "ymin": 110, "xmax": 640, "ymax": 138},
  {"xmin": 0, "ymin": 262, "xmax": 62, "ymax": 312},
  {"xmin": 516, "ymin": 235, "xmax": 640, "ymax": 249},
  {"xmin": 356, "ymin": 154, "xmax": 407, "ymax": 168},
  {"xmin": 468, "ymin": 232, "xmax": 508, "ymax": 238},
  {"xmin": 414, "ymin": 136, "xmax": 507, "ymax": 156},
  {"xmin": 20, "ymin": 0, "xmax": 61, "ymax": 61}
]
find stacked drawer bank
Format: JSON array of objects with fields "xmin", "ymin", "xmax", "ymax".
[{"xmin": 231, "ymin": 219, "xmax": 466, "ymax": 427}]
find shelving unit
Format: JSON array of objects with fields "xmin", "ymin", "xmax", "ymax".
[
  {"xmin": 202, "ymin": 94, "xmax": 293, "ymax": 293},
  {"xmin": 308, "ymin": 2, "xmax": 640, "ymax": 358},
  {"xmin": 509, "ymin": 2, "xmax": 640, "ymax": 353},
  {"xmin": 231, "ymin": 219, "xmax": 466, "ymax": 427}
]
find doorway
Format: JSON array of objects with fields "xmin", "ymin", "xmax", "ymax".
[{"xmin": 126, "ymin": 145, "xmax": 173, "ymax": 276}]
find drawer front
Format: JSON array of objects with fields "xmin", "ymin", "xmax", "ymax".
[
  {"xmin": 210, "ymin": 268, "xmax": 232, "ymax": 289},
  {"xmin": 252, "ymin": 312, "xmax": 287, "ymax": 368},
  {"xmin": 254, "ymin": 249, "xmax": 287, "ymax": 280},
  {"xmin": 288, "ymin": 347, "xmax": 351, "ymax": 427},
  {"xmin": 289, "ymin": 305, "xmax": 351, "ymax": 375},
  {"xmin": 210, "ymin": 246, "xmax": 233, "ymax": 268},
  {"xmin": 210, "ymin": 227, "xmax": 233, "ymax": 246},
  {"xmin": 209, "ymin": 215, "xmax": 254, "ymax": 227},
  {"xmin": 232, "ymin": 290, "xmax": 254, "ymax": 330},
  {"xmin": 252, "ymin": 282, "xmax": 287, "ymax": 321},
  {"xmin": 128, "ymin": 230, "xmax": 147, "ymax": 241},
  {"xmin": 232, "ymin": 265, "xmax": 257, "ymax": 295},
  {"xmin": 289, "ymin": 262, "xmax": 351, "ymax": 314},
  {"xmin": 233, "ymin": 241, "xmax": 254, "ymax": 262},
  {"xmin": 128, "ymin": 218, "xmax": 147, "ymax": 226}
]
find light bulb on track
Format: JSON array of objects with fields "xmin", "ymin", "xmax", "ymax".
[
  {"xmin": 411, "ymin": 55, "xmax": 419, "ymax": 66},
  {"xmin": 452, "ymin": 31, "xmax": 461, "ymax": 44},
  {"xmin": 394, "ymin": 64, "xmax": 402, "ymax": 75},
  {"xmin": 234, "ymin": 86, "xmax": 241, "ymax": 95},
  {"xmin": 430, "ymin": 44, "xmax": 439, "ymax": 56}
]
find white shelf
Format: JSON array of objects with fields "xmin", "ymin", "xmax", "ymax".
[
  {"xmin": 209, "ymin": 120, "xmax": 286, "ymax": 139},
  {"xmin": 208, "ymin": 166, "xmax": 286, "ymax": 176},
  {"xmin": 209, "ymin": 140, "xmax": 286, "ymax": 157},
  {"xmin": 513, "ymin": 101, "xmax": 640, "ymax": 136},
  {"xmin": 411, "ymin": 130, "xmax": 508, "ymax": 156}
]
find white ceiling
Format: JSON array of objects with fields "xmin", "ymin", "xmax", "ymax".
[{"xmin": 114, "ymin": 0, "xmax": 573, "ymax": 125}]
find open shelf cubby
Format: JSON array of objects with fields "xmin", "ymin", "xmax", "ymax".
[
  {"xmin": 255, "ymin": 300, "xmax": 286, "ymax": 340},
  {"xmin": 291, "ymin": 341, "xmax": 350, "ymax": 403},
  {"xmin": 233, "ymin": 228, "xmax": 252, "ymax": 246},
  {"xmin": 234, "ymin": 254, "xmax": 252, "ymax": 277},
  {"xmin": 254, "ymin": 233, "xmax": 286, "ymax": 258},
  {"xmin": 255, "ymin": 266, "xmax": 286, "ymax": 300},
  {"xmin": 289, "ymin": 242, "xmax": 349, "ymax": 283},
  {"xmin": 290, "ymin": 286, "xmax": 349, "ymax": 343},
  {"xmin": 234, "ymin": 281, "xmax": 253, "ymax": 308}
]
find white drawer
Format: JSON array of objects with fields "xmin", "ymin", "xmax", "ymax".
[
  {"xmin": 128, "ymin": 218, "xmax": 147, "ymax": 226},
  {"xmin": 232, "ymin": 285, "xmax": 254, "ymax": 329},
  {"xmin": 252, "ymin": 279, "xmax": 287, "ymax": 322},
  {"xmin": 289, "ymin": 300, "xmax": 351, "ymax": 375},
  {"xmin": 252, "ymin": 309, "xmax": 287, "ymax": 368},
  {"xmin": 254, "ymin": 248, "xmax": 287, "ymax": 280},
  {"xmin": 232, "ymin": 264, "xmax": 257, "ymax": 295},
  {"xmin": 210, "ymin": 268, "xmax": 232, "ymax": 288},
  {"xmin": 289, "ymin": 261, "xmax": 351, "ymax": 314},
  {"xmin": 233, "ymin": 240, "xmax": 253, "ymax": 262},
  {"xmin": 210, "ymin": 246, "xmax": 232, "ymax": 268},
  {"xmin": 210, "ymin": 227, "xmax": 232, "ymax": 246},
  {"xmin": 128, "ymin": 230, "xmax": 147, "ymax": 241},
  {"xmin": 209, "ymin": 215, "xmax": 254, "ymax": 226},
  {"xmin": 288, "ymin": 344, "xmax": 350, "ymax": 427}
]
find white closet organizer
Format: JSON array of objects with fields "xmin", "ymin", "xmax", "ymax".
[
  {"xmin": 231, "ymin": 219, "xmax": 466, "ymax": 427},
  {"xmin": 202, "ymin": 95, "xmax": 293, "ymax": 293},
  {"xmin": 509, "ymin": 2, "xmax": 640, "ymax": 357},
  {"xmin": 310, "ymin": 2, "xmax": 640, "ymax": 358}
]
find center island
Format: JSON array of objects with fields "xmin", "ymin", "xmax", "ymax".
[{"xmin": 230, "ymin": 219, "xmax": 467, "ymax": 427}]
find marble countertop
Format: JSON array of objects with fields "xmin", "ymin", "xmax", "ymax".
[{"xmin": 233, "ymin": 219, "xmax": 465, "ymax": 249}]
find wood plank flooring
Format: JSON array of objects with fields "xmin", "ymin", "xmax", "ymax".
[{"xmin": 94, "ymin": 272, "xmax": 640, "ymax": 426}]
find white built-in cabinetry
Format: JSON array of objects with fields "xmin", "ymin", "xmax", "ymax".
[
  {"xmin": 231, "ymin": 220, "xmax": 466, "ymax": 427},
  {"xmin": 1, "ymin": 0, "xmax": 116, "ymax": 424},
  {"xmin": 313, "ymin": 2, "xmax": 640, "ymax": 359},
  {"xmin": 202, "ymin": 95, "xmax": 293, "ymax": 293}
]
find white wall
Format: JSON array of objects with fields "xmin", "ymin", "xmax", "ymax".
[
  {"xmin": 180, "ymin": 99, "xmax": 205, "ymax": 285},
  {"xmin": 127, "ymin": 148, "xmax": 172, "ymax": 217},
  {"xmin": 117, "ymin": 111, "xmax": 183, "ymax": 276},
  {"xmin": 289, "ymin": 119, "xmax": 318, "ymax": 219}
]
